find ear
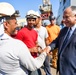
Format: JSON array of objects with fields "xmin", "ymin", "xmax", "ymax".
[{"xmin": 3, "ymin": 21, "xmax": 8, "ymax": 29}]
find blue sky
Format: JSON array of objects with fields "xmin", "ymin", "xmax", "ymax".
[{"xmin": 0, "ymin": 0, "xmax": 59, "ymax": 19}]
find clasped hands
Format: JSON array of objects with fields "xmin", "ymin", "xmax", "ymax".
[
  {"xmin": 43, "ymin": 46, "xmax": 51, "ymax": 54},
  {"xmin": 29, "ymin": 46, "xmax": 51, "ymax": 55}
]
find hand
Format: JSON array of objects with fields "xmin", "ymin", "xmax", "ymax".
[
  {"xmin": 29, "ymin": 47, "xmax": 38, "ymax": 53},
  {"xmin": 43, "ymin": 46, "xmax": 51, "ymax": 54}
]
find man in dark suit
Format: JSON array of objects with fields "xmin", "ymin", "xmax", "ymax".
[{"xmin": 46, "ymin": 6, "xmax": 76, "ymax": 75}]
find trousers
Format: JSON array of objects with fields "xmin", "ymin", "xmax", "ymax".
[{"xmin": 44, "ymin": 56, "xmax": 52, "ymax": 75}]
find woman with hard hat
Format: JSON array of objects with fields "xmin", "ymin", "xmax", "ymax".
[{"xmin": 0, "ymin": 2, "xmax": 50, "ymax": 75}]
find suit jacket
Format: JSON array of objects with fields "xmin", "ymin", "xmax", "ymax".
[{"xmin": 49, "ymin": 27, "xmax": 76, "ymax": 75}]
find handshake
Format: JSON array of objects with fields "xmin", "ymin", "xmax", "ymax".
[
  {"xmin": 43, "ymin": 46, "xmax": 51, "ymax": 54},
  {"xmin": 29, "ymin": 46, "xmax": 51, "ymax": 55}
]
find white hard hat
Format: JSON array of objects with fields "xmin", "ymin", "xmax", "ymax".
[
  {"xmin": 26, "ymin": 10, "xmax": 37, "ymax": 19},
  {"xmin": 35, "ymin": 11, "xmax": 40, "ymax": 17},
  {"xmin": 0, "ymin": 2, "xmax": 15, "ymax": 16},
  {"xmin": 26, "ymin": 10, "xmax": 36, "ymax": 16}
]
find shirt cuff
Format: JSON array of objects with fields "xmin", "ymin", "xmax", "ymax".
[{"xmin": 47, "ymin": 46, "xmax": 51, "ymax": 50}]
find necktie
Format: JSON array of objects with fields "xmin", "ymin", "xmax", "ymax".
[{"xmin": 61, "ymin": 28, "xmax": 71, "ymax": 49}]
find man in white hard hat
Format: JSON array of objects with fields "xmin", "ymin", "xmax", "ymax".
[
  {"xmin": 0, "ymin": 2, "xmax": 50, "ymax": 75},
  {"xmin": 3, "ymin": 10, "xmax": 20, "ymax": 37},
  {"xmin": 16, "ymin": 10, "xmax": 42, "ymax": 75},
  {"xmin": 0, "ymin": 2, "xmax": 15, "ymax": 37},
  {"xmin": 0, "ymin": 2, "xmax": 20, "ymax": 37}
]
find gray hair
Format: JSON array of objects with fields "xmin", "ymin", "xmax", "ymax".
[{"xmin": 70, "ymin": 6, "xmax": 76, "ymax": 15}]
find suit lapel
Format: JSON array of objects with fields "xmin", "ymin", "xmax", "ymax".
[
  {"xmin": 65, "ymin": 28, "xmax": 76, "ymax": 47},
  {"xmin": 60, "ymin": 28, "xmax": 76, "ymax": 55}
]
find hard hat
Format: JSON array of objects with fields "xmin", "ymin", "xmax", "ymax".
[
  {"xmin": 13, "ymin": 10, "xmax": 20, "ymax": 17},
  {"xmin": 0, "ymin": 2, "xmax": 15, "ymax": 16},
  {"xmin": 26, "ymin": 10, "xmax": 36, "ymax": 16},
  {"xmin": 26, "ymin": 10, "xmax": 37, "ymax": 19},
  {"xmin": 35, "ymin": 11, "xmax": 40, "ymax": 17}
]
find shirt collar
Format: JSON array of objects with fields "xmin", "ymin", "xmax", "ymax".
[
  {"xmin": 71, "ymin": 24, "xmax": 76, "ymax": 31},
  {"xmin": 0, "ymin": 33, "xmax": 11, "ymax": 40}
]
